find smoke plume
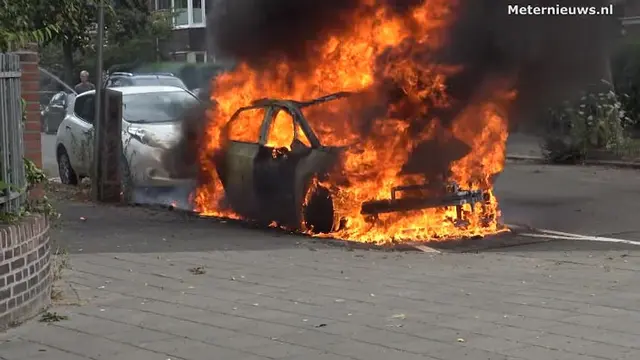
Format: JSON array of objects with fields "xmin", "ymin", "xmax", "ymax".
[
  {"xmin": 210, "ymin": 0, "xmax": 617, "ymax": 124},
  {"xmin": 166, "ymin": 0, "xmax": 619, "ymax": 182}
]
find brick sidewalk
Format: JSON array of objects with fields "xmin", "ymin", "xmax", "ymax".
[{"xmin": 1, "ymin": 201, "xmax": 639, "ymax": 360}]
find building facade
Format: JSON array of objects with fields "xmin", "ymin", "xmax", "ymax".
[{"xmin": 152, "ymin": 0, "xmax": 212, "ymax": 62}]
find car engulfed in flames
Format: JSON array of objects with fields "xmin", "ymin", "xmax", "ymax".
[{"xmin": 193, "ymin": 0, "xmax": 513, "ymax": 244}]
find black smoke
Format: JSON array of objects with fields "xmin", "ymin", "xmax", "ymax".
[
  {"xmin": 166, "ymin": 0, "xmax": 620, "ymax": 185},
  {"xmin": 207, "ymin": 0, "xmax": 618, "ymax": 124},
  {"xmin": 441, "ymin": 0, "xmax": 620, "ymax": 132}
]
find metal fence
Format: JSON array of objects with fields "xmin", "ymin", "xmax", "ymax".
[{"xmin": 0, "ymin": 53, "xmax": 26, "ymax": 214}]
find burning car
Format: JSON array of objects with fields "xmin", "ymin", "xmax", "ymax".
[
  {"xmin": 207, "ymin": 91, "xmax": 494, "ymax": 237},
  {"xmin": 193, "ymin": 0, "xmax": 513, "ymax": 244}
]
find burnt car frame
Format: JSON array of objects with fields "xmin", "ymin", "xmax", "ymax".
[{"xmin": 213, "ymin": 92, "xmax": 491, "ymax": 234}]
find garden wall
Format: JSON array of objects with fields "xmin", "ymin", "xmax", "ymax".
[{"xmin": 0, "ymin": 215, "xmax": 51, "ymax": 330}]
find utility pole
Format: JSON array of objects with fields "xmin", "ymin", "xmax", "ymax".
[{"xmin": 91, "ymin": 0, "xmax": 105, "ymax": 201}]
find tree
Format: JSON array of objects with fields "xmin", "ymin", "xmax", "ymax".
[
  {"xmin": 32, "ymin": 0, "xmax": 102, "ymax": 85},
  {"xmin": 103, "ymin": 0, "xmax": 174, "ymax": 68},
  {"xmin": 0, "ymin": 0, "xmax": 57, "ymax": 52}
]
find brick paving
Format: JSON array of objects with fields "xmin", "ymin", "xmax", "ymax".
[
  {"xmin": 2, "ymin": 161, "xmax": 640, "ymax": 359},
  {"xmin": 1, "ymin": 210, "xmax": 640, "ymax": 359}
]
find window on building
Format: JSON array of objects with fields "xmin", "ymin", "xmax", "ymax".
[
  {"xmin": 172, "ymin": 52, "xmax": 188, "ymax": 61},
  {"xmin": 195, "ymin": 52, "xmax": 206, "ymax": 63},
  {"xmin": 155, "ymin": 0, "xmax": 206, "ymax": 28},
  {"xmin": 192, "ymin": 0, "xmax": 204, "ymax": 24},
  {"xmin": 174, "ymin": 0, "xmax": 189, "ymax": 26}
]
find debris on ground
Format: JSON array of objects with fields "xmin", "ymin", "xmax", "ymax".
[
  {"xmin": 188, "ymin": 266, "xmax": 206, "ymax": 275},
  {"xmin": 39, "ymin": 312, "xmax": 68, "ymax": 323}
]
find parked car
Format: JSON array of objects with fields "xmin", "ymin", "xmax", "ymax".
[
  {"xmin": 55, "ymin": 86, "xmax": 200, "ymax": 199},
  {"xmin": 105, "ymin": 72, "xmax": 188, "ymax": 89},
  {"xmin": 41, "ymin": 91, "xmax": 75, "ymax": 134}
]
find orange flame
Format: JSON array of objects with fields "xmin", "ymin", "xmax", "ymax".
[{"xmin": 195, "ymin": 0, "xmax": 514, "ymax": 244}]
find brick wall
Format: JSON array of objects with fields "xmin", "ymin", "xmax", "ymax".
[
  {"xmin": 16, "ymin": 50, "xmax": 42, "ymax": 168},
  {"xmin": 0, "ymin": 215, "xmax": 52, "ymax": 330}
]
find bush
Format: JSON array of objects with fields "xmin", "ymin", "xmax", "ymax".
[{"xmin": 542, "ymin": 85, "xmax": 631, "ymax": 163}]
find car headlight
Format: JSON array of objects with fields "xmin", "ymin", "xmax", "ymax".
[{"xmin": 126, "ymin": 127, "xmax": 168, "ymax": 149}]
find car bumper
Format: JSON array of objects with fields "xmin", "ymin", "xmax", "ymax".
[{"xmin": 126, "ymin": 144, "xmax": 195, "ymax": 188}]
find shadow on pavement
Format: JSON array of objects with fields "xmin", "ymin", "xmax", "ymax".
[
  {"xmin": 51, "ymin": 200, "xmax": 316, "ymax": 255},
  {"xmin": 51, "ymin": 199, "xmax": 640, "ymax": 256}
]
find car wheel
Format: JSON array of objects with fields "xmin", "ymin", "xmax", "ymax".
[
  {"xmin": 120, "ymin": 153, "xmax": 134, "ymax": 203},
  {"xmin": 57, "ymin": 147, "xmax": 78, "ymax": 185},
  {"xmin": 302, "ymin": 184, "xmax": 334, "ymax": 234}
]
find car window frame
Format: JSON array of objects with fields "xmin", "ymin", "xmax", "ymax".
[
  {"xmin": 258, "ymin": 105, "xmax": 320, "ymax": 148},
  {"xmin": 72, "ymin": 93, "xmax": 96, "ymax": 125},
  {"xmin": 260, "ymin": 107, "xmax": 312, "ymax": 148},
  {"xmin": 224, "ymin": 106, "xmax": 270, "ymax": 144}
]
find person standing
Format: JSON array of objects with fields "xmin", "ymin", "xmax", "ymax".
[{"xmin": 74, "ymin": 70, "xmax": 95, "ymax": 94}]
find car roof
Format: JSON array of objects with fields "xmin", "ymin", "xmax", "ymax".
[
  {"xmin": 112, "ymin": 74, "xmax": 178, "ymax": 79},
  {"xmin": 77, "ymin": 86, "xmax": 188, "ymax": 97},
  {"xmin": 131, "ymin": 74, "xmax": 176, "ymax": 78}
]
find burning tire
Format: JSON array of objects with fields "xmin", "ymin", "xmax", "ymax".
[{"xmin": 302, "ymin": 184, "xmax": 334, "ymax": 234}]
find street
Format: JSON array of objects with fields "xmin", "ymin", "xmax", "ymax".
[
  {"xmin": 2, "ymin": 132, "xmax": 636, "ymax": 360},
  {"xmin": 40, "ymin": 131, "xmax": 640, "ymax": 241}
]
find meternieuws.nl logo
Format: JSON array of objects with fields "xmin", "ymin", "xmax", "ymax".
[{"xmin": 508, "ymin": 4, "xmax": 614, "ymax": 15}]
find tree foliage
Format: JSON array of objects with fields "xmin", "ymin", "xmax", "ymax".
[
  {"xmin": 0, "ymin": 0, "xmax": 105, "ymax": 83},
  {"xmin": 34, "ymin": 0, "xmax": 105, "ymax": 84},
  {"xmin": 108, "ymin": 0, "xmax": 171, "ymax": 44},
  {"xmin": 103, "ymin": 1, "xmax": 174, "ymax": 68},
  {"xmin": 0, "ymin": 0, "xmax": 57, "ymax": 51},
  {"xmin": 33, "ymin": 0, "xmax": 173, "ymax": 89}
]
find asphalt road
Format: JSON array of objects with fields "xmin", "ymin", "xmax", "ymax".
[{"xmin": 41, "ymin": 132, "xmax": 640, "ymax": 242}]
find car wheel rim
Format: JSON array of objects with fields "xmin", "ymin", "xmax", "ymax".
[{"xmin": 59, "ymin": 155, "xmax": 70, "ymax": 183}]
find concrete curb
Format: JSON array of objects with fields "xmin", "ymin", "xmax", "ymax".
[{"xmin": 506, "ymin": 154, "xmax": 640, "ymax": 170}]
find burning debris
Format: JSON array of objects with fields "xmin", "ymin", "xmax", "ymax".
[{"xmin": 167, "ymin": 0, "xmax": 616, "ymax": 244}]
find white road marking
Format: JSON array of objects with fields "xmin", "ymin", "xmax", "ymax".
[
  {"xmin": 521, "ymin": 228, "xmax": 640, "ymax": 246},
  {"xmin": 520, "ymin": 233, "xmax": 579, "ymax": 241},
  {"xmin": 411, "ymin": 244, "xmax": 441, "ymax": 253}
]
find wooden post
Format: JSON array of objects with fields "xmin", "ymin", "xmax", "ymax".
[{"xmin": 94, "ymin": 89, "xmax": 122, "ymax": 202}]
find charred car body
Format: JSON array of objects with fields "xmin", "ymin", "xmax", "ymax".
[{"xmin": 212, "ymin": 92, "xmax": 492, "ymax": 233}]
